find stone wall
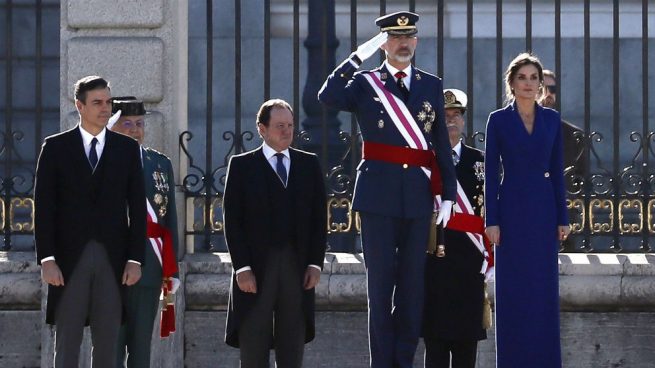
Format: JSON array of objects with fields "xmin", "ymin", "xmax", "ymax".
[{"xmin": 2, "ymin": 251, "xmax": 654, "ymax": 367}]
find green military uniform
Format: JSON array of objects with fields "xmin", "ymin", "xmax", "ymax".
[{"xmin": 117, "ymin": 147, "xmax": 179, "ymax": 368}]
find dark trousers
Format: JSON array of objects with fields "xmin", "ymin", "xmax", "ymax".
[
  {"xmin": 424, "ymin": 339, "xmax": 478, "ymax": 368},
  {"xmin": 360, "ymin": 212, "xmax": 431, "ymax": 368},
  {"xmin": 116, "ymin": 285, "xmax": 160, "ymax": 367},
  {"xmin": 238, "ymin": 245, "xmax": 305, "ymax": 368},
  {"xmin": 54, "ymin": 240, "xmax": 122, "ymax": 368}
]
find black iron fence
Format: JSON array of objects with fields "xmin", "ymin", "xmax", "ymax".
[
  {"xmin": 182, "ymin": 0, "xmax": 654, "ymax": 254},
  {"xmin": 0, "ymin": 0, "xmax": 60, "ymax": 251},
  {"xmin": 0, "ymin": 1, "xmax": 651, "ymax": 254}
]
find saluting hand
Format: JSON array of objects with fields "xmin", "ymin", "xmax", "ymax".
[
  {"xmin": 41, "ymin": 260, "xmax": 65, "ymax": 286},
  {"xmin": 354, "ymin": 32, "xmax": 388, "ymax": 63},
  {"xmin": 236, "ymin": 270, "xmax": 257, "ymax": 294}
]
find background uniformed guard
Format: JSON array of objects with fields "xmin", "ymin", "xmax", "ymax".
[
  {"xmin": 422, "ymin": 89, "xmax": 488, "ymax": 368},
  {"xmin": 111, "ymin": 98, "xmax": 180, "ymax": 368}
]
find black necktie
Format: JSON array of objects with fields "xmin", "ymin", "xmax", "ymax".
[
  {"xmin": 89, "ymin": 137, "xmax": 99, "ymax": 169},
  {"xmin": 395, "ymin": 71, "xmax": 409, "ymax": 102},
  {"xmin": 275, "ymin": 153, "xmax": 287, "ymax": 186}
]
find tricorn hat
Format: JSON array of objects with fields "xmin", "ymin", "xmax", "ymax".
[
  {"xmin": 375, "ymin": 11, "xmax": 419, "ymax": 36},
  {"xmin": 112, "ymin": 97, "xmax": 147, "ymax": 116}
]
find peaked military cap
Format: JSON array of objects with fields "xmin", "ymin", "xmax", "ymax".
[
  {"xmin": 112, "ymin": 98, "xmax": 147, "ymax": 116},
  {"xmin": 375, "ymin": 11, "xmax": 419, "ymax": 35},
  {"xmin": 443, "ymin": 88, "xmax": 468, "ymax": 112}
]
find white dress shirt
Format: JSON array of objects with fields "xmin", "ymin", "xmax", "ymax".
[
  {"xmin": 452, "ymin": 140, "xmax": 462, "ymax": 165},
  {"xmin": 384, "ymin": 61, "xmax": 412, "ymax": 90},
  {"xmin": 235, "ymin": 143, "xmax": 321, "ymax": 275},
  {"xmin": 41, "ymin": 125, "xmax": 140, "ymax": 265},
  {"xmin": 79, "ymin": 124, "xmax": 107, "ymax": 168},
  {"xmin": 262, "ymin": 142, "xmax": 290, "ymax": 185}
]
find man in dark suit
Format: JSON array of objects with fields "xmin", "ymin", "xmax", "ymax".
[
  {"xmin": 539, "ymin": 69, "xmax": 586, "ymax": 250},
  {"xmin": 318, "ymin": 11, "xmax": 457, "ymax": 368},
  {"xmin": 109, "ymin": 98, "xmax": 180, "ymax": 367},
  {"xmin": 539, "ymin": 69, "xmax": 587, "ymax": 179},
  {"xmin": 223, "ymin": 99, "xmax": 327, "ymax": 367},
  {"xmin": 35, "ymin": 76, "xmax": 146, "ymax": 368},
  {"xmin": 422, "ymin": 89, "xmax": 488, "ymax": 368}
]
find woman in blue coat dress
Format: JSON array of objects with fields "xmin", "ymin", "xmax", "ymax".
[{"xmin": 484, "ymin": 53, "xmax": 570, "ymax": 367}]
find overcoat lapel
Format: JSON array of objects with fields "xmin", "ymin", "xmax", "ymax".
[{"xmin": 67, "ymin": 128, "xmax": 94, "ymax": 178}]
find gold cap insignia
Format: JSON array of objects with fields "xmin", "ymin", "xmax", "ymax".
[
  {"xmin": 397, "ymin": 16, "xmax": 409, "ymax": 26},
  {"xmin": 443, "ymin": 88, "xmax": 467, "ymax": 111},
  {"xmin": 444, "ymin": 90, "xmax": 457, "ymax": 105}
]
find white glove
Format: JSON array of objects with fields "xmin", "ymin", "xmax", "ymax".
[
  {"xmin": 170, "ymin": 277, "xmax": 181, "ymax": 294},
  {"xmin": 484, "ymin": 268, "xmax": 495, "ymax": 283},
  {"xmin": 107, "ymin": 110, "xmax": 121, "ymax": 130},
  {"xmin": 435, "ymin": 200, "xmax": 454, "ymax": 227},
  {"xmin": 353, "ymin": 32, "xmax": 388, "ymax": 63}
]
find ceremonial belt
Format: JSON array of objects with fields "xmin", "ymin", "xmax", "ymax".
[
  {"xmin": 362, "ymin": 140, "xmax": 443, "ymax": 196},
  {"xmin": 146, "ymin": 220, "xmax": 178, "ymax": 278},
  {"xmin": 145, "ymin": 199, "xmax": 178, "ymax": 338},
  {"xmin": 446, "ymin": 212, "xmax": 494, "ymax": 271}
]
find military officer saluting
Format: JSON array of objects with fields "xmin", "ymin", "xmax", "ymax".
[
  {"xmin": 319, "ymin": 11, "xmax": 457, "ymax": 368},
  {"xmin": 110, "ymin": 98, "xmax": 180, "ymax": 368},
  {"xmin": 422, "ymin": 89, "xmax": 491, "ymax": 368}
]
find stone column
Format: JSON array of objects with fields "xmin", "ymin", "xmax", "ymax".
[{"xmin": 47, "ymin": 1, "xmax": 188, "ymax": 367}]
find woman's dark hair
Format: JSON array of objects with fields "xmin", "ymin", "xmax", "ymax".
[{"xmin": 504, "ymin": 53, "xmax": 544, "ymax": 105}]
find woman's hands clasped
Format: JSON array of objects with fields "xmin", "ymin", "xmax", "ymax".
[{"xmin": 558, "ymin": 225, "xmax": 571, "ymax": 242}]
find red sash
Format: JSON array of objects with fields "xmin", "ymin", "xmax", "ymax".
[
  {"xmin": 446, "ymin": 213, "xmax": 494, "ymax": 269},
  {"xmin": 362, "ymin": 140, "xmax": 443, "ymax": 196},
  {"xmin": 146, "ymin": 204, "xmax": 178, "ymax": 337}
]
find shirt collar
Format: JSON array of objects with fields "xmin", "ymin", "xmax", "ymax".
[
  {"xmin": 384, "ymin": 61, "xmax": 412, "ymax": 80},
  {"xmin": 452, "ymin": 140, "xmax": 462, "ymax": 158},
  {"xmin": 262, "ymin": 141, "xmax": 290, "ymax": 161},
  {"xmin": 78, "ymin": 124, "xmax": 107, "ymax": 146}
]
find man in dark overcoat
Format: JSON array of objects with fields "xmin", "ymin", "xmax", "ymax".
[
  {"xmin": 35, "ymin": 75, "xmax": 146, "ymax": 367},
  {"xmin": 223, "ymin": 99, "xmax": 327, "ymax": 367}
]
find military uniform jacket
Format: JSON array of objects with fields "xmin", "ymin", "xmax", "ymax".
[
  {"xmin": 318, "ymin": 60, "xmax": 456, "ymax": 218},
  {"xmin": 423, "ymin": 144, "xmax": 487, "ymax": 341},
  {"xmin": 139, "ymin": 147, "xmax": 179, "ymax": 287},
  {"xmin": 34, "ymin": 127, "xmax": 146, "ymax": 324}
]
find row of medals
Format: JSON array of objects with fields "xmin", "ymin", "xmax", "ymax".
[{"xmin": 152, "ymin": 171, "xmax": 169, "ymax": 217}]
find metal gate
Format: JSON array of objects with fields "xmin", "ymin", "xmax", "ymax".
[{"xmin": 182, "ymin": 0, "xmax": 654, "ymax": 254}]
